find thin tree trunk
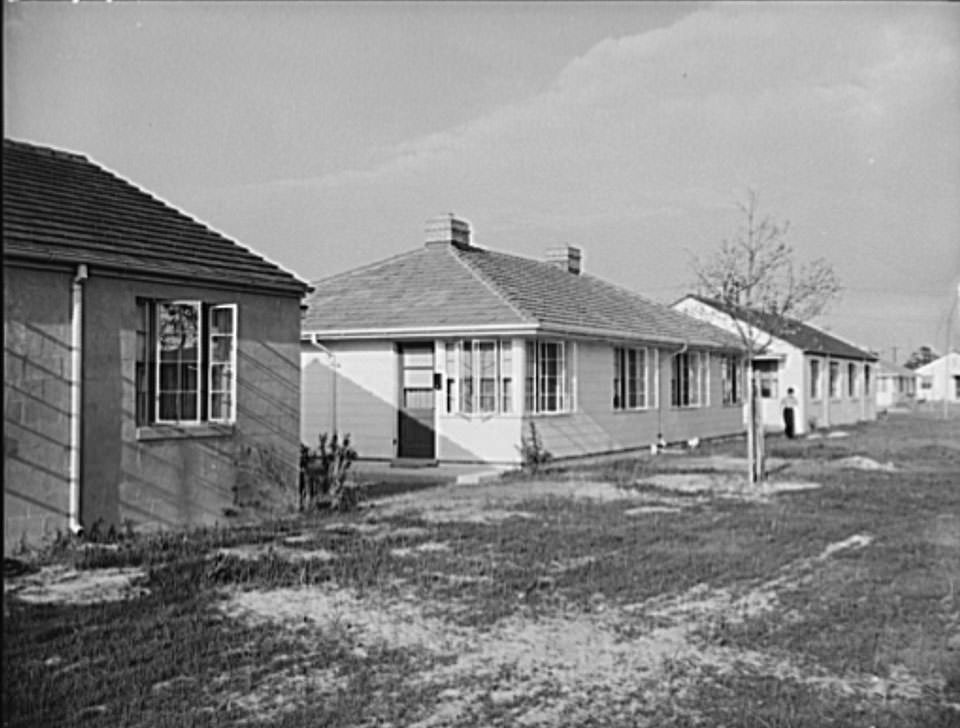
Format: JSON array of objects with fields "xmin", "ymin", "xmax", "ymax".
[
  {"xmin": 748, "ymin": 369, "xmax": 766, "ymax": 484},
  {"xmin": 746, "ymin": 363, "xmax": 756, "ymax": 485}
]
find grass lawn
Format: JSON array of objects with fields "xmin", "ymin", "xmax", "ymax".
[{"xmin": 4, "ymin": 410, "xmax": 959, "ymax": 727}]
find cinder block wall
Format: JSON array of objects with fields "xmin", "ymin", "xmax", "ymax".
[
  {"xmin": 4, "ymin": 265, "xmax": 74, "ymax": 553},
  {"xmin": 81, "ymin": 275, "xmax": 303, "ymax": 534}
]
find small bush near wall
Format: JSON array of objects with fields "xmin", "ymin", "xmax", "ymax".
[
  {"xmin": 300, "ymin": 433, "xmax": 359, "ymax": 512},
  {"xmin": 518, "ymin": 422, "xmax": 552, "ymax": 476}
]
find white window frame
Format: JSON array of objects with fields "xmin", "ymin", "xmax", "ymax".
[
  {"xmin": 155, "ymin": 300, "xmax": 203, "ymax": 425},
  {"xmin": 847, "ymin": 362, "xmax": 859, "ymax": 399},
  {"xmin": 672, "ymin": 350, "xmax": 709, "ymax": 408},
  {"xmin": 720, "ymin": 353, "xmax": 744, "ymax": 406},
  {"xmin": 810, "ymin": 359, "xmax": 822, "ymax": 400},
  {"xmin": 444, "ymin": 339, "xmax": 513, "ymax": 416},
  {"xmin": 613, "ymin": 346, "xmax": 651, "ymax": 411},
  {"xmin": 525, "ymin": 340, "xmax": 574, "ymax": 414},
  {"xmin": 829, "ymin": 361, "xmax": 841, "ymax": 400},
  {"xmin": 207, "ymin": 303, "xmax": 238, "ymax": 423}
]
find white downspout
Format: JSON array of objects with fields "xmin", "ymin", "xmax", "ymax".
[
  {"xmin": 68, "ymin": 264, "xmax": 88, "ymax": 534},
  {"xmin": 657, "ymin": 339, "xmax": 689, "ymax": 449},
  {"xmin": 308, "ymin": 334, "xmax": 338, "ymax": 434}
]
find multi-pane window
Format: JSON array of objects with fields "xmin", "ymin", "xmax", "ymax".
[
  {"xmin": 754, "ymin": 360, "xmax": 779, "ymax": 399},
  {"xmin": 613, "ymin": 346, "xmax": 650, "ymax": 410},
  {"xmin": 136, "ymin": 299, "xmax": 238, "ymax": 426},
  {"xmin": 671, "ymin": 351, "xmax": 709, "ymax": 407},
  {"xmin": 720, "ymin": 354, "xmax": 743, "ymax": 405},
  {"xmin": 829, "ymin": 361, "xmax": 841, "ymax": 399},
  {"xmin": 525, "ymin": 341, "xmax": 573, "ymax": 414},
  {"xmin": 810, "ymin": 359, "xmax": 822, "ymax": 399},
  {"xmin": 157, "ymin": 302, "xmax": 201, "ymax": 422},
  {"xmin": 445, "ymin": 340, "xmax": 513, "ymax": 415},
  {"xmin": 847, "ymin": 362, "xmax": 858, "ymax": 398}
]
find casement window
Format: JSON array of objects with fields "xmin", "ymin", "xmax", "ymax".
[
  {"xmin": 613, "ymin": 346, "xmax": 651, "ymax": 410},
  {"xmin": 754, "ymin": 360, "xmax": 779, "ymax": 399},
  {"xmin": 848, "ymin": 363, "xmax": 859, "ymax": 398},
  {"xmin": 829, "ymin": 361, "xmax": 841, "ymax": 399},
  {"xmin": 810, "ymin": 359, "xmax": 822, "ymax": 400},
  {"xmin": 525, "ymin": 340, "xmax": 573, "ymax": 414},
  {"xmin": 445, "ymin": 340, "xmax": 513, "ymax": 415},
  {"xmin": 720, "ymin": 354, "xmax": 743, "ymax": 406},
  {"xmin": 671, "ymin": 351, "xmax": 709, "ymax": 408},
  {"xmin": 135, "ymin": 300, "xmax": 237, "ymax": 426}
]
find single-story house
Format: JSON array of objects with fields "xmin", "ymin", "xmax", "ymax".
[
  {"xmin": 875, "ymin": 358, "xmax": 918, "ymax": 410},
  {"xmin": 672, "ymin": 294, "xmax": 878, "ymax": 435},
  {"xmin": 3, "ymin": 138, "xmax": 309, "ymax": 552},
  {"xmin": 913, "ymin": 352, "xmax": 960, "ymax": 402},
  {"xmin": 301, "ymin": 214, "xmax": 747, "ymax": 465}
]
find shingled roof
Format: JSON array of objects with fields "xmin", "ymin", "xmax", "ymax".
[
  {"xmin": 3, "ymin": 138, "xmax": 308, "ymax": 295},
  {"xmin": 682, "ymin": 294, "xmax": 877, "ymax": 361},
  {"xmin": 302, "ymin": 241, "xmax": 742, "ymax": 350}
]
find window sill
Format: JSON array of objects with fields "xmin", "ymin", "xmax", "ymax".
[
  {"xmin": 137, "ymin": 423, "xmax": 236, "ymax": 441},
  {"xmin": 525, "ymin": 410, "xmax": 574, "ymax": 418},
  {"xmin": 612, "ymin": 407, "xmax": 654, "ymax": 414}
]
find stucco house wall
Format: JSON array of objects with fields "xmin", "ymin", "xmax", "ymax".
[
  {"xmin": 85, "ymin": 275, "xmax": 302, "ymax": 535},
  {"xmin": 4, "ymin": 265, "xmax": 74, "ymax": 548},
  {"xmin": 914, "ymin": 353, "xmax": 960, "ymax": 402},
  {"xmin": 301, "ymin": 336, "xmax": 745, "ymax": 465}
]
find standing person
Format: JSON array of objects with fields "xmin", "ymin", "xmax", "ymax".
[{"xmin": 781, "ymin": 387, "xmax": 799, "ymax": 438}]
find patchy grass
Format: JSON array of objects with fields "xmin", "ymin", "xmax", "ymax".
[{"xmin": 4, "ymin": 411, "xmax": 959, "ymax": 727}]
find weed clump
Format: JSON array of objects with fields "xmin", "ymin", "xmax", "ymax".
[
  {"xmin": 518, "ymin": 422, "xmax": 552, "ymax": 476},
  {"xmin": 300, "ymin": 432, "xmax": 360, "ymax": 512}
]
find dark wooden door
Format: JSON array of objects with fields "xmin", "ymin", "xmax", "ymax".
[{"xmin": 397, "ymin": 343, "xmax": 436, "ymax": 459}]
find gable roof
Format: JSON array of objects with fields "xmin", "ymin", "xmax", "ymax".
[
  {"xmin": 913, "ymin": 351, "xmax": 960, "ymax": 375},
  {"xmin": 679, "ymin": 294, "xmax": 877, "ymax": 361},
  {"xmin": 302, "ymin": 242, "xmax": 742, "ymax": 349},
  {"xmin": 876, "ymin": 359, "xmax": 918, "ymax": 378},
  {"xmin": 3, "ymin": 138, "xmax": 308, "ymax": 296}
]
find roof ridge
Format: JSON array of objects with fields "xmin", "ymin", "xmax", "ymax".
[{"xmin": 449, "ymin": 245, "xmax": 535, "ymax": 324}]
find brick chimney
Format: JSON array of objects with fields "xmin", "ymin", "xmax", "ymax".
[
  {"xmin": 545, "ymin": 245, "xmax": 582, "ymax": 275},
  {"xmin": 425, "ymin": 213, "xmax": 471, "ymax": 248}
]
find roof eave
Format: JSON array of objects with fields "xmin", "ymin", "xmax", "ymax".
[{"xmin": 4, "ymin": 249, "xmax": 311, "ymax": 297}]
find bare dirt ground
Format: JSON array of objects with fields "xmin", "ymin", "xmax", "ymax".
[{"xmin": 5, "ymin": 411, "xmax": 958, "ymax": 727}]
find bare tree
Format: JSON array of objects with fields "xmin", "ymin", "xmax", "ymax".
[{"xmin": 691, "ymin": 190, "xmax": 840, "ymax": 484}]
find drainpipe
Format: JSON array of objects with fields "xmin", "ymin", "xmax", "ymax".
[
  {"xmin": 657, "ymin": 339, "xmax": 689, "ymax": 449},
  {"xmin": 68, "ymin": 264, "xmax": 88, "ymax": 535},
  {"xmin": 308, "ymin": 334, "xmax": 338, "ymax": 434}
]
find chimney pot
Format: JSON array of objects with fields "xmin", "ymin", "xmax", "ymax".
[
  {"xmin": 545, "ymin": 245, "xmax": 582, "ymax": 275},
  {"xmin": 425, "ymin": 213, "xmax": 471, "ymax": 247}
]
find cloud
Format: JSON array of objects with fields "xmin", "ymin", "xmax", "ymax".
[{"xmin": 193, "ymin": 2, "xmax": 959, "ymax": 353}]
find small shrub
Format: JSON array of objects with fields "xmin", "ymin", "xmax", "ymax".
[
  {"xmin": 518, "ymin": 422, "xmax": 552, "ymax": 476},
  {"xmin": 300, "ymin": 432, "xmax": 359, "ymax": 511}
]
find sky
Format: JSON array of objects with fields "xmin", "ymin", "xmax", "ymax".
[{"xmin": 5, "ymin": 1, "xmax": 960, "ymax": 360}]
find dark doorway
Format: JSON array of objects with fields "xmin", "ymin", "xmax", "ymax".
[{"xmin": 397, "ymin": 343, "xmax": 436, "ymax": 460}]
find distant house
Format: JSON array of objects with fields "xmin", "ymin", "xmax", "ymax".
[
  {"xmin": 3, "ymin": 139, "xmax": 309, "ymax": 552},
  {"xmin": 875, "ymin": 359, "xmax": 918, "ymax": 410},
  {"xmin": 913, "ymin": 352, "xmax": 960, "ymax": 402},
  {"xmin": 300, "ymin": 215, "xmax": 746, "ymax": 465},
  {"xmin": 672, "ymin": 294, "xmax": 878, "ymax": 435}
]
